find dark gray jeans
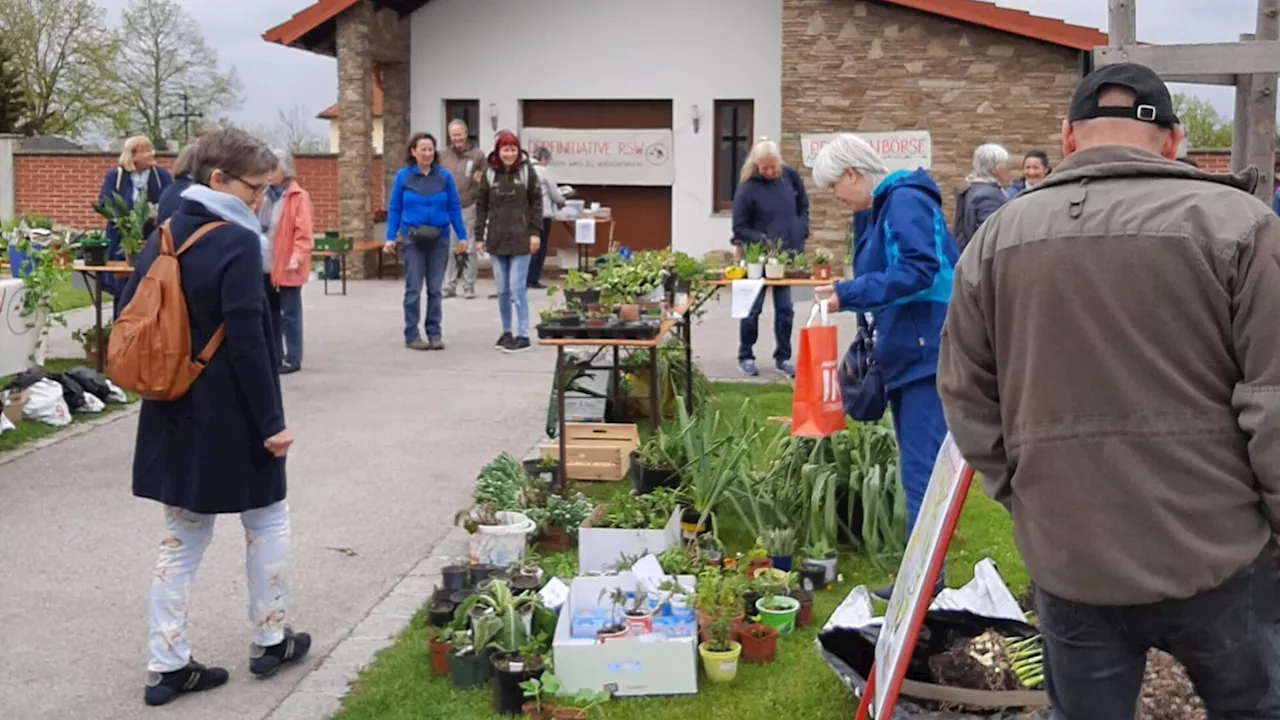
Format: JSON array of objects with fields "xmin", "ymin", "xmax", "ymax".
[{"xmin": 1035, "ymin": 542, "xmax": 1280, "ymax": 720}]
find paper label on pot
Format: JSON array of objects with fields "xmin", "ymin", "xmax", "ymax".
[
  {"xmin": 539, "ymin": 577, "xmax": 569, "ymax": 609},
  {"xmin": 509, "ymin": 661, "xmax": 524, "ymax": 672},
  {"xmin": 719, "ymin": 661, "xmax": 736, "ymax": 672}
]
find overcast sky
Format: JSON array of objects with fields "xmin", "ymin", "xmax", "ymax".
[{"xmin": 95, "ymin": 0, "xmax": 1253, "ymax": 134}]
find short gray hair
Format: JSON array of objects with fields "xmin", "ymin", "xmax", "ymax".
[
  {"xmin": 274, "ymin": 149, "xmax": 296, "ymax": 178},
  {"xmin": 812, "ymin": 133, "xmax": 889, "ymax": 190},
  {"xmin": 447, "ymin": 119, "xmax": 468, "ymax": 134},
  {"xmin": 173, "ymin": 143, "xmax": 200, "ymax": 178},
  {"xmin": 967, "ymin": 143, "xmax": 1009, "ymax": 185},
  {"xmin": 191, "ymin": 128, "xmax": 278, "ymax": 186},
  {"xmin": 533, "ymin": 147, "xmax": 551, "ymax": 162}
]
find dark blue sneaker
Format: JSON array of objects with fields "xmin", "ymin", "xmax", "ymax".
[
  {"xmin": 143, "ymin": 659, "xmax": 229, "ymax": 706},
  {"xmin": 776, "ymin": 360, "xmax": 795, "ymax": 378},
  {"xmin": 739, "ymin": 359, "xmax": 759, "ymax": 377},
  {"xmin": 249, "ymin": 628, "xmax": 312, "ymax": 679}
]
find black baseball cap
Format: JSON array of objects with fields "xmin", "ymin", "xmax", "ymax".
[{"xmin": 1069, "ymin": 62, "xmax": 1180, "ymax": 128}]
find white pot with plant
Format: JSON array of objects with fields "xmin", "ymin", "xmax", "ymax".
[
  {"xmin": 455, "ymin": 505, "xmax": 536, "ymax": 566},
  {"xmin": 742, "ymin": 243, "xmax": 764, "ymax": 280},
  {"xmin": 763, "ymin": 241, "xmax": 787, "ymax": 280}
]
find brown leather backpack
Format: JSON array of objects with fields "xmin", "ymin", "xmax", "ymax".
[{"xmin": 106, "ymin": 220, "xmax": 228, "ymax": 401}]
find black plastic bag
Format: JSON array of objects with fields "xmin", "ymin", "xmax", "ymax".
[
  {"xmin": 3, "ymin": 367, "xmax": 46, "ymax": 392},
  {"xmin": 48, "ymin": 373, "xmax": 86, "ymax": 411},
  {"xmin": 65, "ymin": 366, "xmax": 112, "ymax": 402},
  {"xmin": 817, "ymin": 609, "xmax": 1050, "ymax": 720}
]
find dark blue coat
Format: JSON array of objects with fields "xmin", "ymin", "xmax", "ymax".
[
  {"xmin": 835, "ymin": 169, "xmax": 959, "ymax": 391},
  {"xmin": 156, "ymin": 173, "xmax": 192, "ymax": 226},
  {"xmin": 99, "ymin": 165, "xmax": 172, "ymax": 299},
  {"xmin": 954, "ymin": 181, "xmax": 1006, "ymax": 252},
  {"xmin": 120, "ymin": 200, "xmax": 286, "ymax": 514},
  {"xmin": 731, "ymin": 166, "xmax": 810, "ymax": 253}
]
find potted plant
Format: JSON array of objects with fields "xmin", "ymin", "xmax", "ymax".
[
  {"xmin": 762, "ymin": 527, "xmax": 796, "ymax": 571},
  {"xmin": 519, "ymin": 671, "xmax": 562, "ymax": 720},
  {"xmin": 739, "ymin": 621, "xmax": 779, "ymax": 664},
  {"xmin": 427, "ymin": 627, "xmax": 453, "ymax": 676},
  {"xmin": 784, "ymin": 249, "xmax": 812, "ymax": 278},
  {"xmin": 802, "ymin": 537, "xmax": 838, "ymax": 586},
  {"xmin": 742, "ymin": 242, "xmax": 764, "ymax": 279},
  {"xmin": 694, "ymin": 566, "xmax": 746, "ymax": 644},
  {"xmin": 793, "ymin": 588, "xmax": 816, "ymax": 628},
  {"xmin": 596, "ymin": 587, "xmax": 629, "ymax": 642},
  {"xmin": 629, "ymin": 426, "xmax": 682, "ymax": 495},
  {"xmin": 550, "ymin": 689, "xmax": 610, "ymax": 719},
  {"xmin": 560, "ymin": 269, "xmax": 599, "ymax": 308},
  {"xmin": 71, "ymin": 323, "xmax": 112, "ymax": 366},
  {"xmin": 454, "ymin": 504, "xmax": 536, "ymax": 567},
  {"xmin": 674, "ymin": 397, "xmax": 754, "ymax": 541},
  {"xmin": 427, "ymin": 597, "xmax": 457, "ymax": 627},
  {"xmin": 448, "ymin": 616, "xmax": 500, "ymax": 690},
  {"xmin": 442, "ymin": 560, "xmax": 470, "ymax": 592},
  {"xmin": 698, "ymin": 616, "xmax": 743, "ymax": 683},
  {"xmin": 621, "ymin": 587, "xmax": 655, "ymax": 635},
  {"xmin": 77, "ymin": 230, "xmax": 110, "ymax": 267},
  {"xmin": 526, "ymin": 491, "xmax": 593, "ymax": 553},
  {"xmin": 92, "ymin": 193, "xmax": 152, "ymax": 266},
  {"xmin": 811, "ymin": 247, "xmax": 833, "ymax": 280},
  {"xmin": 763, "ymin": 240, "xmax": 787, "ymax": 280},
  {"xmin": 754, "ymin": 571, "xmax": 800, "ymax": 635},
  {"xmin": 744, "ymin": 539, "xmax": 771, "ymax": 578},
  {"xmin": 523, "ymin": 456, "xmax": 561, "ymax": 488},
  {"xmin": 492, "ymin": 632, "xmax": 549, "ymax": 716}
]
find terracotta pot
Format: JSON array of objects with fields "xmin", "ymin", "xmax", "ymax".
[
  {"xmin": 618, "ymin": 303, "xmax": 640, "ymax": 322},
  {"xmin": 813, "ymin": 264, "xmax": 831, "ymax": 280},
  {"xmin": 739, "ymin": 623, "xmax": 778, "ymax": 663},
  {"xmin": 535, "ymin": 526, "xmax": 574, "ymax": 552},
  {"xmin": 84, "ymin": 347, "xmax": 100, "ymax": 367},
  {"xmin": 428, "ymin": 637, "xmax": 451, "ymax": 675},
  {"xmin": 523, "ymin": 701, "xmax": 555, "ymax": 720},
  {"xmin": 746, "ymin": 558, "xmax": 772, "ymax": 578},
  {"xmin": 696, "ymin": 610, "xmax": 744, "ymax": 644},
  {"xmin": 552, "ymin": 709, "xmax": 588, "ymax": 720},
  {"xmin": 795, "ymin": 590, "xmax": 815, "ymax": 629}
]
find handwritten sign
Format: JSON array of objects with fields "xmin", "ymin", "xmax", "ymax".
[
  {"xmin": 522, "ymin": 128, "xmax": 674, "ymax": 186},
  {"xmin": 800, "ymin": 131, "xmax": 932, "ymax": 171}
]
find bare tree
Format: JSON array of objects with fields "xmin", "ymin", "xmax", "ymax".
[
  {"xmin": 0, "ymin": 0, "xmax": 118, "ymax": 138},
  {"xmin": 276, "ymin": 105, "xmax": 328, "ymax": 153},
  {"xmin": 109, "ymin": 0, "xmax": 241, "ymax": 148}
]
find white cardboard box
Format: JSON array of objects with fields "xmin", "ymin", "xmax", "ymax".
[
  {"xmin": 552, "ymin": 572, "xmax": 698, "ymax": 697},
  {"xmin": 577, "ymin": 508, "xmax": 682, "ymax": 573}
]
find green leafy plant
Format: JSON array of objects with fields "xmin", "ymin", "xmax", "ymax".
[
  {"xmin": 7, "ymin": 228, "xmax": 71, "ymax": 331},
  {"xmin": 761, "ymin": 527, "xmax": 796, "ymax": 558},
  {"xmin": 519, "ymin": 671, "xmax": 563, "ymax": 713},
  {"xmin": 741, "ymin": 243, "xmax": 763, "ymax": 264},
  {"xmin": 594, "ymin": 488, "xmax": 678, "ymax": 530},
  {"xmin": 92, "ymin": 193, "xmax": 152, "ymax": 258},
  {"xmin": 557, "ymin": 688, "xmax": 611, "ymax": 716},
  {"xmin": 674, "ymin": 396, "xmax": 757, "ymax": 535},
  {"xmin": 636, "ymin": 425, "xmax": 684, "ymax": 470},
  {"xmin": 541, "ymin": 552, "xmax": 578, "ymax": 581},
  {"xmin": 811, "ymin": 247, "xmax": 832, "ymax": 266},
  {"xmin": 76, "ymin": 230, "xmax": 108, "ymax": 248},
  {"xmin": 598, "ymin": 586, "xmax": 628, "ymax": 633},
  {"xmin": 803, "ymin": 537, "xmax": 834, "ymax": 561},
  {"xmin": 526, "ymin": 491, "xmax": 594, "ymax": 537},
  {"xmin": 71, "ymin": 322, "xmax": 112, "ymax": 352},
  {"xmin": 704, "ymin": 616, "xmax": 734, "ymax": 652},
  {"xmin": 658, "ymin": 545, "xmax": 695, "ymax": 576},
  {"xmin": 562, "ymin": 269, "xmax": 595, "ymax": 292}
]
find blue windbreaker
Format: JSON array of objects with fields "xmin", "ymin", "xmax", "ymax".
[
  {"xmin": 834, "ymin": 169, "xmax": 958, "ymax": 390},
  {"xmin": 385, "ymin": 164, "xmax": 467, "ymax": 242}
]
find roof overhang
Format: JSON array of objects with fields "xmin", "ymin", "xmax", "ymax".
[{"xmin": 263, "ymin": 0, "xmax": 428, "ymax": 57}]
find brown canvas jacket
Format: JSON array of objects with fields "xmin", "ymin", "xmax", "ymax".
[
  {"xmin": 438, "ymin": 144, "xmax": 487, "ymax": 208},
  {"xmin": 938, "ymin": 144, "xmax": 1280, "ymax": 606}
]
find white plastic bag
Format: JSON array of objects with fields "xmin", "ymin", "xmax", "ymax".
[
  {"xmin": 104, "ymin": 380, "xmax": 127, "ymax": 404},
  {"xmin": 78, "ymin": 392, "xmax": 105, "ymax": 414},
  {"xmin": 24, "ymin": 379, "xmax": 71, "ymax": 427},
  {"xmin": 0, "ymin": 412, "xmax": 13, "ymax": 435}
]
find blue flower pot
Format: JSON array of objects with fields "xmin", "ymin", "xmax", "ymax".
[{"xmin": 6, "ymin": 244, "xmax": 36, "ymax": 278}]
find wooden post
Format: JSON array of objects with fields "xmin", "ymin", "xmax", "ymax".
[
  {"xmin": 1233, "ymin": 33, "xmax": 1256, "ymax": 175},
  {"xmin": 1245, "ymin": 0, "xmax": 1279, "ymax": 199},
  {"xmin": 1107, "ymin": 0, "xmax": 1137, "ymax": 45}
]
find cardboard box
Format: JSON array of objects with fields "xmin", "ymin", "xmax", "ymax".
[
  {"xmin": 577, "ymin": 507, "xmax": 682, "ymax": 574},
  {"xmin": 2, "ymin": 389, "xmax": 27, "ymax": 425},
  {"xmin": 552, "ymin": 572, "xmax": 698, "ymax": 697},
  {"xmin": 541, "ymin": 423, "xmax": 639, "ymax": 482}
]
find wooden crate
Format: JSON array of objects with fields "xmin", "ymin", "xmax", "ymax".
[{"xmin": 540, "ymin": 422, "xmax": 639, "ymax": 482}]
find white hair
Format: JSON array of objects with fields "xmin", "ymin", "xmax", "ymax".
[
  {"xmin": 739, "ymin": 137, "xmax": 782, "ymax": 184},
  {"xmin": 967, "ymin": 143, "xmax": 1009, "ymax": 185},
  {"xmin": 273, "ymin": 149, "xmax": 296, "ymax": 178},
  {"xmin": 811, "ymin": 133, "xmax": 889, "ymax": 190}
]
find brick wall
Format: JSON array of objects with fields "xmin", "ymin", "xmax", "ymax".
[
  {"xmin": 783, "ymin": 0, "xmax": 1081, "ymax": 262},
  {"xmin": 13, "ymin": 151, "xmax": 383, "ymax": 232}
]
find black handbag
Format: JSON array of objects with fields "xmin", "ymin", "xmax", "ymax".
[
  {"xmin": 407, "ymin": 225, "xmax": 442, "ymax": 250},
  {"xmin": 840, "ymin": 312, "xmax": 888, "ymax": 422}
]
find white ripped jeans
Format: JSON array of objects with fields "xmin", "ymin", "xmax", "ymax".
[{"xmin": 148, "ymin": 501, "xmax": 291, "ymax": 672}]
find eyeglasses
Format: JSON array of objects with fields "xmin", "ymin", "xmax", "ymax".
[{"xmin": 223, "ymin": 171, "xmax": 267, "ymax": 197}]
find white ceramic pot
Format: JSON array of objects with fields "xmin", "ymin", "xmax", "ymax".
[
  {"xmin": 764, "ymin": 262, "xmax": 786, "ymax": 280},
  {"xmin": 746, "ymin": 263, "xmax": 764, "ymax": 280}
]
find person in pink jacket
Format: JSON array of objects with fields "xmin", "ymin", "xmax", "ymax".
[{"xmin": 258, "ymin": 150, "xmax": 314, "ymax": 374}]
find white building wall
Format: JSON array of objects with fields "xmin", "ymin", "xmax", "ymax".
[{"xmin": 408, "ymin": 0, "xmax": 782, "ymax": 257}]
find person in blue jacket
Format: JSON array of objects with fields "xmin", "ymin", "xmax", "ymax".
[
  {"xmin": 383, "ymin": 132, "xmax": 467, "ymax": 350},
  {"xmin": 98, "ymin": 135, "xmax": 172, "ymax": 317},
  {"xmin": 811, "ymin": 133, "xmax": 958, "ymax": 601},
  {"xmin": 731, "ymin": 138, "xmax": 810, "ymax": 378},
  {"xmin": 156, "ymin": 142, "xmax": 197, "ymax": 226}
]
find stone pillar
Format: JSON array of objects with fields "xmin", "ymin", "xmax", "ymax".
[
  {"xmin": 0, "ymin": 134, "xmax": 18, "ymax": 222},
  {"xmin": 381, "ymin": 62, "xmax": 410, "ymax": 197},
  {"xmin": 336, "ymin": 0, "xmax": 373, "ymax": 275}
]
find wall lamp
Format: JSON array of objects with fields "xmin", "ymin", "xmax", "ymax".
[
  {"xmin": 489, "ymin": 102, "xmax": 499, "ymax": 132},
  {"xmin": 691, "ymin": 104, "xmax": 702, "ymax": 134}
]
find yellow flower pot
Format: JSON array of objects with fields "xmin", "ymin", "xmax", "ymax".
[{"xmin": 698, "ymin": 641, "xmax": 742, "ymax": 683}]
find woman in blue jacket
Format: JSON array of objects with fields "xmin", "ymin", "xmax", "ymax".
[
  {"xmin": 98, "ymin": 135, "xmax": 172, "ymax": 316},
  {"xmin": 812, "ymin": 133, "xmax": 958, "ymax": 601},
  {"xmin": 383, "ymin": 132, "xmax": 467, "ymax": 350},
  {"xmin": 731, "ymin": 138, "xmax": 809, "ymax": 378}
]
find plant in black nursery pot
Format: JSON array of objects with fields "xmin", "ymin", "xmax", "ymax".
[
  {"xmin": 77, "ymin": 230, "xmax": 109, "ymax": 266},
  {"xmin": 630, "ymin": 426, "xmax": 683, "ymax": 495}
]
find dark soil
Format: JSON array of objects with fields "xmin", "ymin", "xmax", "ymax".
[
  {"xmin": 1138, "ymin": 650, "xmax": 1205, "ymax": 720},
  {"xmin": 927, "ymin": 631, "xmax": 1023, "ymax": 692}
]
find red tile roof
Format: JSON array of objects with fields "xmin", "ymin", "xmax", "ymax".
[{"xmin": 318, "ymin": 81, "xmax": 383, "ymax": 119}]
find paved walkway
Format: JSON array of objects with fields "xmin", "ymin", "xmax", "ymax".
[{"xmin": 0, "ymin": 277, "xmax": 845, "ymax": 719}]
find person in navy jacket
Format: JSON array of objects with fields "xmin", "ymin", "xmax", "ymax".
[
  {"xmin": 119, "ymin": 128, "xmax": 310, "ymax": 706},
  {"xmin": 731, "ymin": 138, "xmax": 810, "ymax": 377},
  {"xmin": 156, "ymin": 142, "xmax": 197, "ymax": 226},
  {"xmin": 811, "ymin": 133, "xmax": 958, "ymax": 601},
  {"xmin": 383, "ymin": 132, "xmax": 467, "ymax": 350},
  {"xmin": 98, "ymin": 135, "xmax": 172, "ymax": 316}
]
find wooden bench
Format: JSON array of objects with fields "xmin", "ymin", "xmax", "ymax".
[{"xmin": 313, "ymin": 234, "xmax": 398, "ymax": 295}]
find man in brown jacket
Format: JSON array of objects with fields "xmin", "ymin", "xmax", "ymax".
[
  {"xmin": 438, "ymin": 119, "xmax": 486, "ymax": 298},
  {"xmin": 938, "ymin": 62, "xmax": 1280, "ymax": 718}
]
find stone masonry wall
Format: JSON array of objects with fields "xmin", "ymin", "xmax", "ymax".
[{"xmin": 783, "ymin": 0, "xmax": 1082, "ymax": 263}]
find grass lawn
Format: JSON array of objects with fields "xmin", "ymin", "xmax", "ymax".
[
  {"xmin": 0, "ymin": 357, "xmax": 134, "ymax": 453},
  {"xmin": 51, "ymin": 275, "xmax": 93, "ymax": 313},
  {"xmin": 330, "ymin": 382, "xmax": 1027, "ymax": 720}
]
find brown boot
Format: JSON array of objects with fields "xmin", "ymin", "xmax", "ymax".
[{"xmin": 406, "ymin": 338, "xmax": 431, "ymax": 351}]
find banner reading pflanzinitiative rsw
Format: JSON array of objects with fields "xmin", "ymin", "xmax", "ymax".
[{"xmin": 522, "ymin": 127, "xmax": 675, "ymax": 186}]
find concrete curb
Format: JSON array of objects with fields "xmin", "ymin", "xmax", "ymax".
[
  {"xmin": 0, "ymin": 403, "xmax": 140, "ymax": 468},
  {"xmin": 264, "ymin": 432, "xmax": 549, "ymax": 720}
]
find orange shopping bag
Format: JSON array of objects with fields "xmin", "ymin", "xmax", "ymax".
[{"xmin": 792, "ymin": 299, "xmax": 845, "ymax": 437}]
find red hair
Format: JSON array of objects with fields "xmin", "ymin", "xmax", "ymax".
[{"xmin": 488, "ymin": 131, "xmax": 524, "ymax": 170}]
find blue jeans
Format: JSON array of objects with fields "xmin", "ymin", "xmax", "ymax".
[
  {"xmin": 402, "ymin": 237, "xmax": 449, "ymax": 342},
  {"xmin": 1035, "ymin": 542, "xmax": 1280, "ymax": 719},
  {"xmin": 888, "ymin": 375, "xmax": 948, "ymax": 538},
  {"xmin": 278, "ymin": 286, "xmax": 303, "ymax": 366},
  {"xmin": 737, "ymin": 286, "xmax": 794, "ymax": 363},
  {"xmin": 491, "ymin": 253, "xmax": 530, "ymax": 337}
]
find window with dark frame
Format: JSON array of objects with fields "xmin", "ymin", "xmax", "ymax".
[
  {"xmin": 444, "ymin": 100, "xmax": 481, "ymax": 147},
  {"xmin": 713, "ymin": 100, "xmax": 755, "ymax": 213}
]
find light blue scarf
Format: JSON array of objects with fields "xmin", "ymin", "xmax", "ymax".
[{"xmin": 181, "ymin": 184, "xmax": 272, "ymax": 272}]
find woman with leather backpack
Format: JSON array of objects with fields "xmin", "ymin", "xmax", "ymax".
[{"xmin": 384, "ymin": 132, "xmax": 468, "ymax": 350}]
